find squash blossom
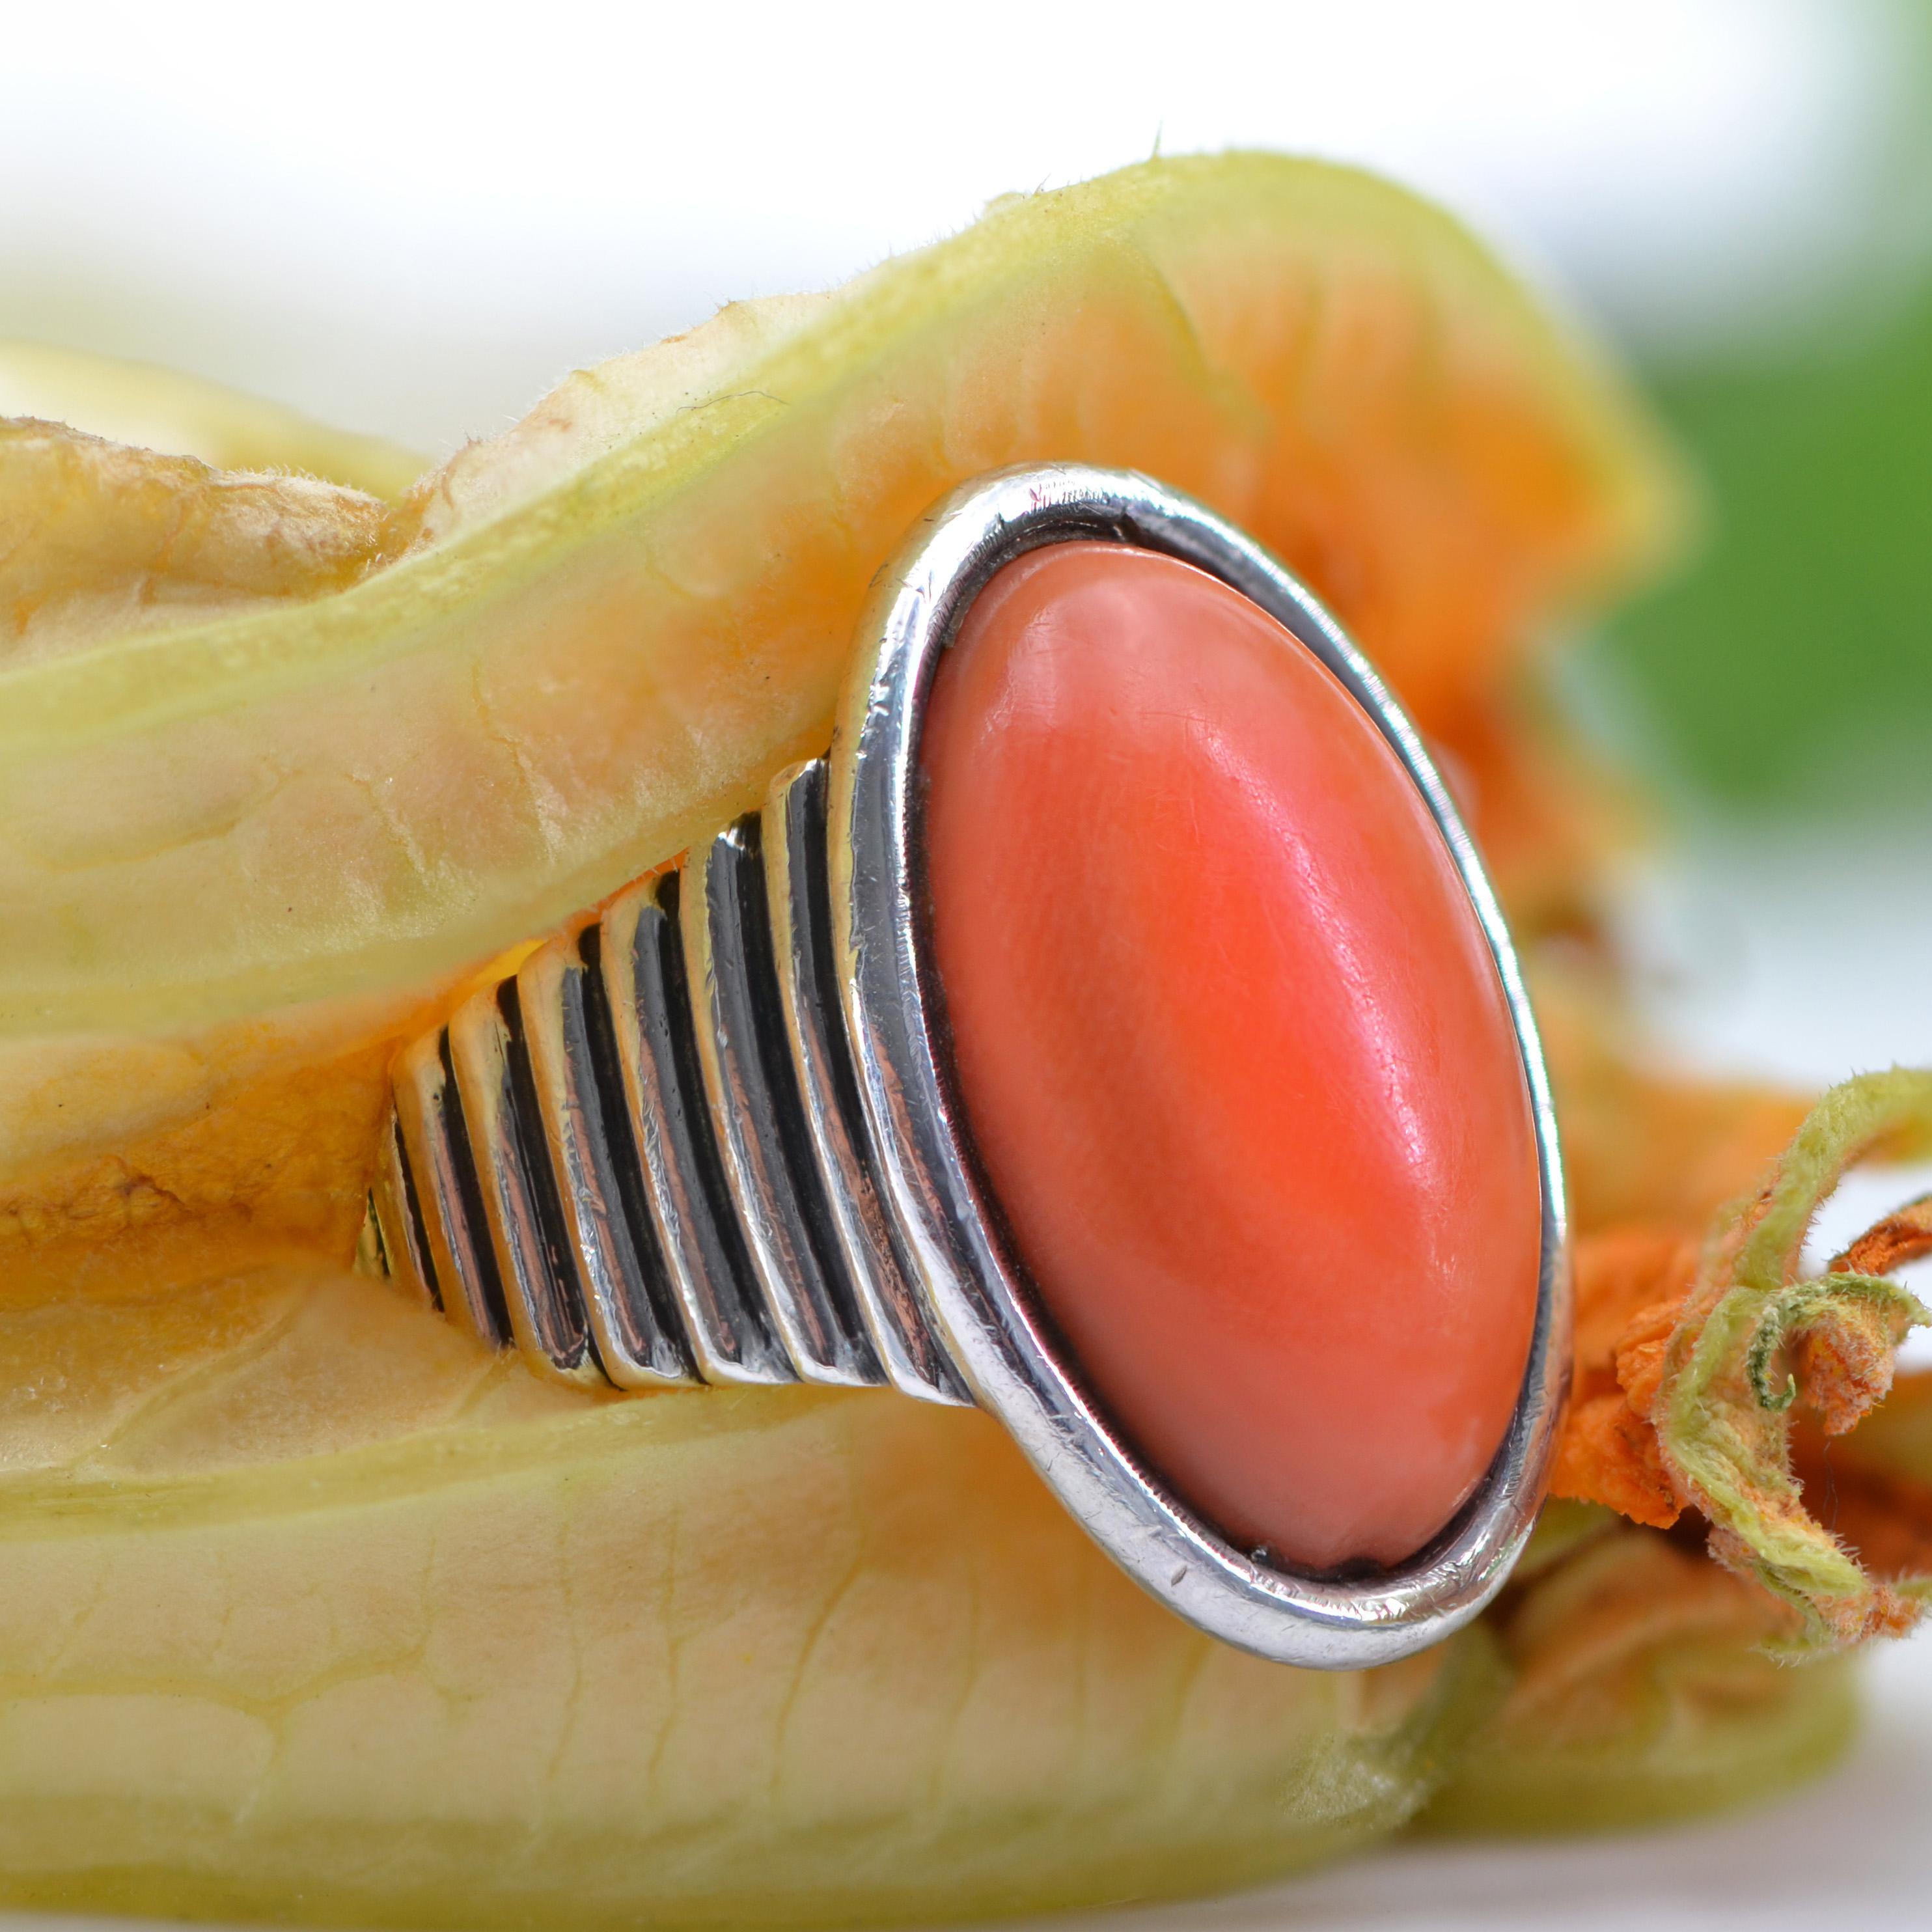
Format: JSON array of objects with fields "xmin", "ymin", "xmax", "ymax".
[{"xmin": 0, "ymin": 154, "xmax": 1926, "ymax": 1929}]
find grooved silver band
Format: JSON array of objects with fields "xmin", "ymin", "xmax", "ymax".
[
  {"xmin": 375, "ymin": 760, "xmax": 967, "ymax": 1405},
  {"xmin": 372, "ymin": 463, "xmax": 1569, "ymax": 1668}
]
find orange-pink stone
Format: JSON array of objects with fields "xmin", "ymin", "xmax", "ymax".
[{"xmin": 921, "ymin": 542, "xmax": 1541, "ymax": 1571}]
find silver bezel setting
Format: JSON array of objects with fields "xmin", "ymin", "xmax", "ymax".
[{"xmin": 829, "ymin": 463, "xmax": 1570, "ymax": 1669}]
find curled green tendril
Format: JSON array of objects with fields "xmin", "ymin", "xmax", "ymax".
[
  {"xmin": 1657, "ymin": 1068, "xmax": 1932, "ymax": 1647},
  {"xmin": 1745, "ymin": 1273, "xmax": 1931, "ymax": 1414}
]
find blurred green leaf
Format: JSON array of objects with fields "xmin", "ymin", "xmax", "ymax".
[
  {"xmin": 1599, "ymin": 286, "xmax": 1932, "ymax": 807},
  {"xmin": 1597, "ymin": 0, "xmax": 1932, "ymax": 813}
]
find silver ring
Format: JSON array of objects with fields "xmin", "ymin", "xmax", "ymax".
[{"xmin": 370, "ymin": 462, "xmax": 1569, "ymax": 1669}]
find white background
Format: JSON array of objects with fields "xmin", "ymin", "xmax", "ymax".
[
  {"xmin": 5, "ymin": 0, "xmax": 1927, "ymax": 454},
  {"xmin": 6, "ymin": 2, "xmax": 1931, "ymax": 1925}
]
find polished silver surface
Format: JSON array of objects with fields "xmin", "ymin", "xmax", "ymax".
[
  {"xmin": 600, "ymin": 872, "xmax": 795, "ymax": 1386},
  {"xmin": 371, "ymin": 833, "xmax": 919, "ymax": 1400},
  {"xmin": 516, "ymin": 928, "xmax": 693, "ymax": 1387},
  {"xmin": 371, "ymin": 1111, "xmax": 437, "ymax": 1312},
  {"xmin": 389, "ymin": 1027, "xmax": 510, "ymax": 1349},
  {"xmin": 766, "ymin": 760, "xmax": 970, "ymax": 1405},
  {"xmin": 370, "ymin": 462, "xmax": 1567, "ymax": 1668},
  {"xmin": 445, "ymin": 982, "xmax": 603, "ymax": 1386},
  {"xmin": 685, "ymin": 818, "xmax": 883, "ymax": 1388},
  {"xmin": 829, "ymin": 463, "xmax": 1569, "ymax": 1669}
]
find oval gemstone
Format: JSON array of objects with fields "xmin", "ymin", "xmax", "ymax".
[{"xmin": 920, "ymin": 542, "xmax": 1541, "ymax": 1571}]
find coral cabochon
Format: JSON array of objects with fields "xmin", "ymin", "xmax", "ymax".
[{"xmin": 922, "ymin": 542, "xmax": 1541, "ymax": 1571}]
